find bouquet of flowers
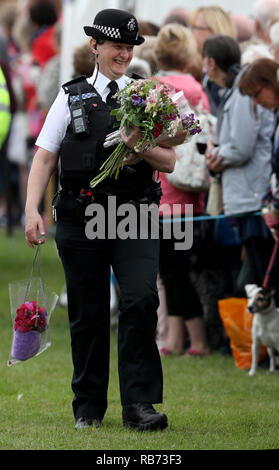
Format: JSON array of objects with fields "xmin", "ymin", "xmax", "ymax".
[
  {"xmin": 14, "ymin": 301, "xmax": 47, "ymax": 333},
  {"xmin": 90, "ymin": 79, "xmax": 201, "ymax": 188},
  {"xmin": 8, "ymin": 245, "xmax": 58, "ymax": 366},
  {"xmin": 11, "ymin": 301, "xmax": 47, "ymax": 361}
]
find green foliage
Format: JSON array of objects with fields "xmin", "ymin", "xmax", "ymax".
[
  {"xmin": 113, "ymin": 79, "xmax": 179, "ymax": 149},
  {"xmin": 90, "ymin": 79, "xmax": 182, "ymax": 189},
  {"xmin": 0, "ymin": 229, "xmax": 279, "ymax": 450}
]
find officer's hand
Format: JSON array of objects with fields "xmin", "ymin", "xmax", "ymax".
[
  {"xmin": 121, "ymin": 126, "xmax": 144, "ymax": 151},
  {"xmin": 25, "ymin": 211, "xmax": 46, "ymax": 248},
  {"xmin": 122, "ymin": 151, "xmax": 143, "ymax": 166}
]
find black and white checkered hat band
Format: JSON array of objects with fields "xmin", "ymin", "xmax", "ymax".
[{"xmin": 92, "ymin": 24, "xmax": 121, "ymax": 39}]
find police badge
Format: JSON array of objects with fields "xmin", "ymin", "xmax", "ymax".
[{"xmin": 127, "ymin": 18, "xmax": 136, "ymax": 31}]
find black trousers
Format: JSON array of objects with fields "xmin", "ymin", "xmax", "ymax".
[
  {"xmin": 159, "ymin": 219, "xmax": 204, "ymax": 321},
  {"xmin": 55, "ymin": 194, "xmax": 163, "ymax": 420}
]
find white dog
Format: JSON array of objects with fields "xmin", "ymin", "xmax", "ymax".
[{"xmin": 245, "ymin": 284, "xmax": 279, "ymax": 376}]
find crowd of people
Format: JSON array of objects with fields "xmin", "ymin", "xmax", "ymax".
[
  {"xmin": 0, "ymin": 0, "xmax": 62, "ymax": 230},
  {"xmin": 1, "ymin": 0, "xmax": 279, "ymax": 364}
]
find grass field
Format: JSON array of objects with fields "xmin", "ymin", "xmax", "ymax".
[{"xmin": 0, "ymin": 228, "xmax": 279, "ymax": 451}]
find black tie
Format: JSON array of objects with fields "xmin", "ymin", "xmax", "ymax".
[{"xmin": 106, "ymin": 81, "xmax": 119, "ymax": 109}]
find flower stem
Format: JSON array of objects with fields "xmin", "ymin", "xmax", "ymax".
[{"xmin": 90, "ymin": 142, "xmax": 128, "ymax": 188}]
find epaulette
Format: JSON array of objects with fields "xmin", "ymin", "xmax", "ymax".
[
  {"xmin": 130, "ymin": 72, "xmax": 144, "ymax": 80},
  {"xmin": 62, "ymin": 75, "xmax": 87, "ymax": 93}
]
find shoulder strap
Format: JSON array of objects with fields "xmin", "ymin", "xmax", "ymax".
[
  {"xmin": 130, "ymin": 72, "xmax": 144, "ymax": 80},
  {"xmin": 62, "ymin": 75, "xmax": 87, "ymax": 94},
  {"xmin": 62, "ymin": 75, "xmax": 101, "ymax": 106}
]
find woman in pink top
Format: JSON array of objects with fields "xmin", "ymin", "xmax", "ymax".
[{"xmin": 155, "ymin": 24, "xmax": 210, "ymax": 357}]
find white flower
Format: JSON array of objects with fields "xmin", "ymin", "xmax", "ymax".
[{"xmin": 166, "ymin": 120, "xmax": 180, "ymax": 137}]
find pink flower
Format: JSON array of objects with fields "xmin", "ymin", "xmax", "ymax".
[
  {"xmin": 24, "ymin": 302, "xmax": 33, "ymax": 311},
  {"xmin": 155, "ymin": 84, "xmax": 165, "ymax": 93},
  {"xmin": 14, "ymin": 301, "xmax": 47, "ymax": 333},
  {"xmin": 147, "ymin": 90, "xmax": 158, "ymax": 103}
]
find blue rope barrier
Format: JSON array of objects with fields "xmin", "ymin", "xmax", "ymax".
[{"xmin": 161, "ymin": 211, "xmax": 261, "ymax": 223}]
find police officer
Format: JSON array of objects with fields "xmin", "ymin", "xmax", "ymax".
[{"xmin": 25, "ymin": 9, "xmax": 175, "ymax": 431}]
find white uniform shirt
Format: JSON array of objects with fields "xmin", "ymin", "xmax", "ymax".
[{"xmin": 35, "ymin": 68, "xmax": 130, "ymax": 154}]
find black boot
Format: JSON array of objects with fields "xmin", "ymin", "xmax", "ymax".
[{"xmin": 122, "ymin": 403, "xmax": 168, "ymax": 431}]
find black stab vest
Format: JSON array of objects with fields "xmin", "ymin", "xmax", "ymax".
[{"xmin": 59, "ymin": 76, "xmax": 156, "ymax": 201}]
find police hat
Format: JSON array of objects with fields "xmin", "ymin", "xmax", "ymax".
[{"xmin": 84, "ymin": 9, "xmax": 145, "ymax": 46}]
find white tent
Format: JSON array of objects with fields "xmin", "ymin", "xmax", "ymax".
[{"xmin": 60, "ymin": 0, "xmax": 121, "ymax": 84}]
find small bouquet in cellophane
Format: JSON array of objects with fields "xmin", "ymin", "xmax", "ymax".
[
  {"xmin": 90, "ymin": 79, "xmax": 201, "ymax": 188},
  {"xmin": 8, "ymin": 245, "xmax": 58, "ymax": 366}
]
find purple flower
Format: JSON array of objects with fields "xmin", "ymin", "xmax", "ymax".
[
  {"xmin": 190, "ymin": 126, "xmax": 201, "ymax": 135},
  {"xmin": 182, "ymin": 115, "xmax": 195, "ymax": 127},
  {"xmin": 131, "ymin": 94, "xmax": 141, "ymax": 106},
  {"xmin": 163, "ymin": 112, "xmax": 177, "ymax": 121}
]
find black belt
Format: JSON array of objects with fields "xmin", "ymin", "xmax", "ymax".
[
  {"xmin": 53, "ymin": 187, "xmax": 161, "ymax": 225},
  {"xmin": 60, "ymin": 187, "xmax": 159, "ymax": 206}
]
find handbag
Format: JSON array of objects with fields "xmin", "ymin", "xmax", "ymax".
[
  {"xmin": 8, "ymin": 245, "xmax": 58, "ymax": 366},
  {"xmin": 167, "ymin": 107, "xmax": 217, "ymax": 193},
  {"xmin": 206, "ymin": 176, "xmax": 223, "ymax": 216},
  {"xmin": 167, "ymin": 137, "xmax": 210, "ymax": 192},
  {"xmin": 218, "ymin": 298, "xmax": 267, "ymax": 370}
]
